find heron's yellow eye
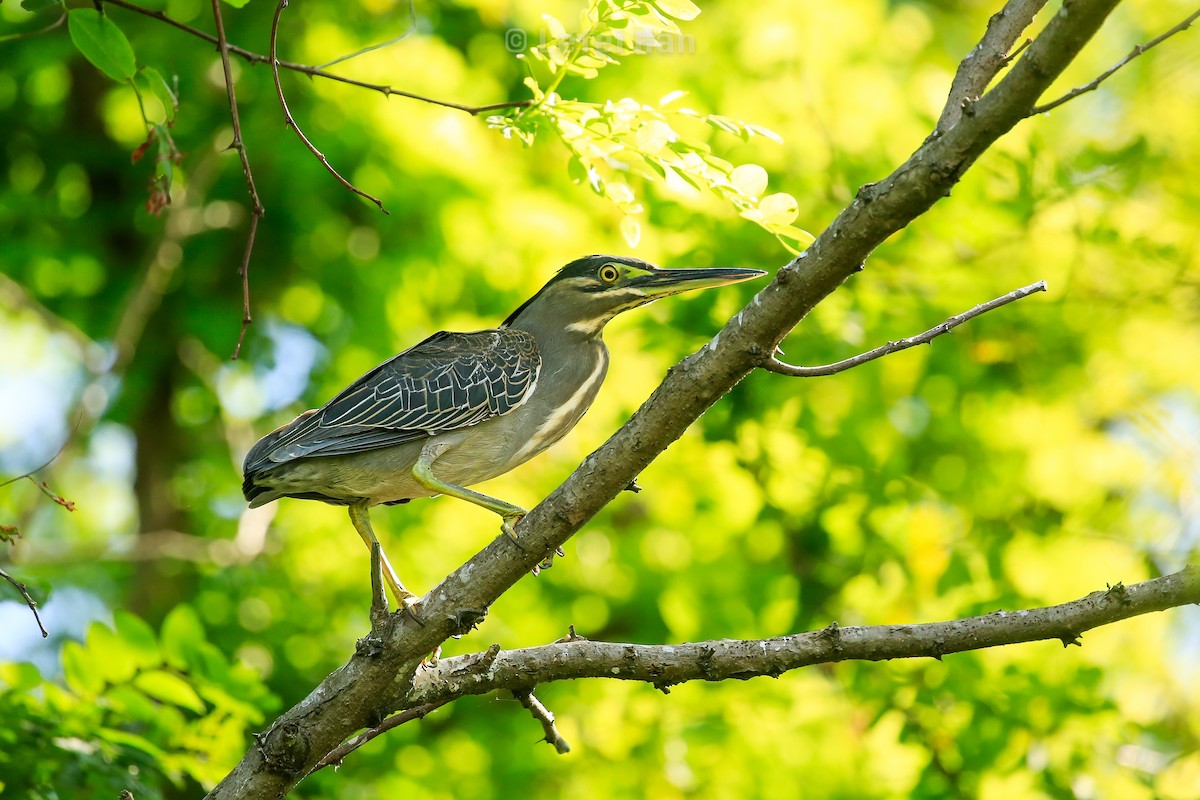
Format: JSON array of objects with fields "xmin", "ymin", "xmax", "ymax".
[{"xmin": 599, "ymin": 264, "xmax": 620, "ymax": 283}]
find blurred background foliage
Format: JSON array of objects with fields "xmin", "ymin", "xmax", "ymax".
[{"xmin": 1, "ymin": 0, "xmax": 1199, "ymax": 797}]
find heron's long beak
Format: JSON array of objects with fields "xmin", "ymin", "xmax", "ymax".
[{"xmin": 631, "ymin": 266, "xmax": 767, "ymax": 298}]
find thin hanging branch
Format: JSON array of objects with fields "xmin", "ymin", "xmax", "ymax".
[
  {"xmin": 514, "ymin": 690, "xmax": 571, "ymax": 754},
  {"xmin": 209, "ymin": 0, "xmax": 265, "ymax": 360},
  {"xmin": 0, "ymin": 564, "xmax": 48, "ymax": 638},
  {"xmin": 1029, "ymin": 7, "xmax": 1200, "ymax": 115},
  {"xmin": 763, "ymin": 280, "xmax": 1047, "ymax": 377},
  {"xmin": 270, "ymin": 0, "xmax": 388, "ymax": 213}
]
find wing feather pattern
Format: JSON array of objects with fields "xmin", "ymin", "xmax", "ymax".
[{"xmin": 243, "ymin": 329, "xmax": 540, "ymax": 477}]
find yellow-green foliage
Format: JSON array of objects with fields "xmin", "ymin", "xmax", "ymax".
[{"xmin": 0, "ymin": 0, "xmax": 1197, "ymax": 797}]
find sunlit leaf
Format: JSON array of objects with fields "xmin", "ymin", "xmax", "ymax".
[
  {"xmin": 67, "ymin": 9, "xmax": 136, "ymax": 82},
  {"xmin": 730, "ymin": 163, "xmax": 769, "ymax": 198},
  {"xmin": 651, "ymin": 0, "xmax": 701, "ymax": 21},
  {"xmin": 135, "ymin": 670, "xmax": 207, "ymax": 714}
]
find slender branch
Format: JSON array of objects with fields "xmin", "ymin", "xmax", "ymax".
[
  {"xmin": 937, "ymin": 0, "xmax": 1048, "ymax": 132},
  {"xmin": 269, "ymin": 0, "xmax": 387, "ymax": 213},
  {"xmin": 409, "ymin": 567, "xmax": 1200, "ymax": 703},
  {"xmin": 208, "ymin": 0, "xmax": 264, "ymax": 360},
  {"xmin": 316, "ymin": 0, "xmax": 415, "ymax": 69},
  {"xmin": 307, "ymin": 700, "xmax": 451, "ymax": 773},
  {"xmin": 763, "ymin": 280, "xmax": 1047, "ymax": 377},
  {"xmin": 514, "ymin": 690, "xmax": 571, "ymax": 754},
  {"xmin": 99, "ymin": 0, "xmax": 530, "ymax": 116},
  {"xmin": 0, "ymin": 565, "xmax": 49, "ymax": 638},
  {"xmin": 0, "ymin": 10, "xmax": 67, "ymax": 43},
  {"xmin": 1030, "ymin": 8, "xmax": 1200, "ymax": 115}
]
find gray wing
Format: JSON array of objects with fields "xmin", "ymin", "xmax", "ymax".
[{"xmin": 243, "ymin": 329, "xmax": 540, "ymax": 475}]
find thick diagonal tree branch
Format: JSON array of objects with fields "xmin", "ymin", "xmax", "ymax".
[{"xmin": 207, "ymin": 1, "xmax": 1136, "ymax": 796}]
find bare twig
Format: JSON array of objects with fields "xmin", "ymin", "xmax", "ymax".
[
  {"xmin": 763, "ymin": 280, "xmax": 1047, "ymax": 377},
  {"xmin": 308, "ymin": 700, "xmax": 451, "ymax": 773},
  {"xmin": 98, "ymin": 0, "xmax": 529, "ymax": 116},
  {"xmin": 0, "ymin": 423, "xmax": 76, "ymax": 491},
  {"xmin": 0, "ymin": 10, "xmax": 67, "ymax": 43},
  {"xmin": 317, "ymin": 0, "xmax": 415, "ymax": 69},
  {"xmin": 1030, "ymin": 8, "xmax": 1200, "ymax": 115},
  {"xmin": 0, "ymin": 565, "xmax": 49, "ymax": 638},
  {"xmin": 270, "ymin": 0, "xmax": 388, "ymax": 213},
  {"xmin": 514, "ymin": 689, "xmax": 571, "ymax": 754},
  {"xmin": 209, "ymin": 0, "xmax": 265, "ymax": 360},
  {"xmin": 937, "ymin": 0, "xmax": 1048, "ymax": 132}
]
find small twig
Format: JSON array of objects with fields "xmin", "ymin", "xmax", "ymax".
[
  {"xmin": 270, "ymin": 0, "xmax": 388, "ymax": 213},
  {"xmin": 97, "ymin": 0, "xmax": 530, "ymax": 116},
  {"xmin": 317, "ymin": 0, "xmax": 416, "ymax": 69},
  {"xmin": 1002, "ymin": 37, "xmax": 1033, "ymax": 66},
  {"xmin": 514, "ymin": 689, "xmax": 571, "ymax": 754},
  {"xmin": 764, "ymin": 280, "xmax": 1047, "ymax": 377},
  {"xmin": 209, "ymin": 0, "xmax": 265, "ymax": 360},
  {"xmin": 1030, "ymin": 8, "xmax": 1200, "ymax": 116},
  {"xmin": 0, "ymin": 425, "xmax": 76, "ymax": 491},
  {"xmin": 308, "ymin": 700, "xmax": 450, "ymax": 774},
  {"xmin": 0, "ymin": 565, "xmax": 49, "ymax": 638},
  {"xmin": 0, "ymin": 10, "xmax": 67, "ymax": 43}
]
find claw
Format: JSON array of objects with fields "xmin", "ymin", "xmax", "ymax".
[
  {"xmin": 501, "ymin": 512, "xmax": 526, "ymax": 546},
  {"xmin": 397, "ymin": 594, "xmax": 425, "ymax": 626}
]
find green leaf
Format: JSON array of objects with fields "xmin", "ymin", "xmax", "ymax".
[
  {"xmin": 114, "ymin": 610, "xmax": 162, "ymax": 669},
  {"xmin": 0, "ymin": 661, "xmax": 42, "ymax": 692},
  {"xmin": 160, "ymin": 604, "xmax": 206, "ymax": 671},
  {"xmin": 222, "ymin": 0, "xmax": 251, "ymax": 7},
  {"xmin": 20, "ymin": 0, "xmax": 61, "ymax": 12},
  {"xmin": 67, "ymin": 9, "xmax": 137, "ymax": 82},
  {"xmin": 61, "ymin": 640, "xmax": 105, "ymax": 697},
  {"xmin": 134, "ymin": 670, "xmax": 206, "ymax": 714},
  {"xmin": 651, "ymin": 0, "xmax": 701, "ymax": 21},
  {"xmin": 136, "ymin": 67, "xmax": 178, "ymax": 124},
  {"xmin": 86, "ymin": 621, "xmax": 139, "ymax": 685},
  {"xmin": 730, "ymin": 163, "xmax": 768, "ymax": 198}
]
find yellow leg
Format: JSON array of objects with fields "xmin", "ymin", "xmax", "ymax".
[
  {"xmin": 348, "ymin": 501, "xmax": 418, "ymax": 607},
  {"xmin": 411, "ymin": 454, "xmax": 527, "ymax": 542}
]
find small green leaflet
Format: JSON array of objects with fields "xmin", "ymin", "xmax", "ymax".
[
  {"xmin": 650, "ymin": 0, "xmax": 701, "ymax": 21},
  {"xmin": 68, "ymin": 8, "xmax": 137, "ymax": 82}
]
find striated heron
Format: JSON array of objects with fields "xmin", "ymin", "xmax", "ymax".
[{"xmin": 242, "ymin": 255, "xmax": 764, "ymax": 607}]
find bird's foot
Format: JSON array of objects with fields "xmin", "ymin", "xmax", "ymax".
[
  {"xmin": 501, "ymin": 510, "xmax": 527, "ymax": 546},
  {"xmin": 420, "ymin": 645, "xmax": 442, "ymax": 668},
  {"xmin": 395, "ymin": 592, "xmax": 424, "ymax": 626},
  {"xmin": 531, "ymin": 546, "xmax": 566, "ymax": 576}
]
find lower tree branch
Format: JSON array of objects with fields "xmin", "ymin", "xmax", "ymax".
[{"xmin": 408, "ymin": 567, "xmax": 1199, "ymax": 701}]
